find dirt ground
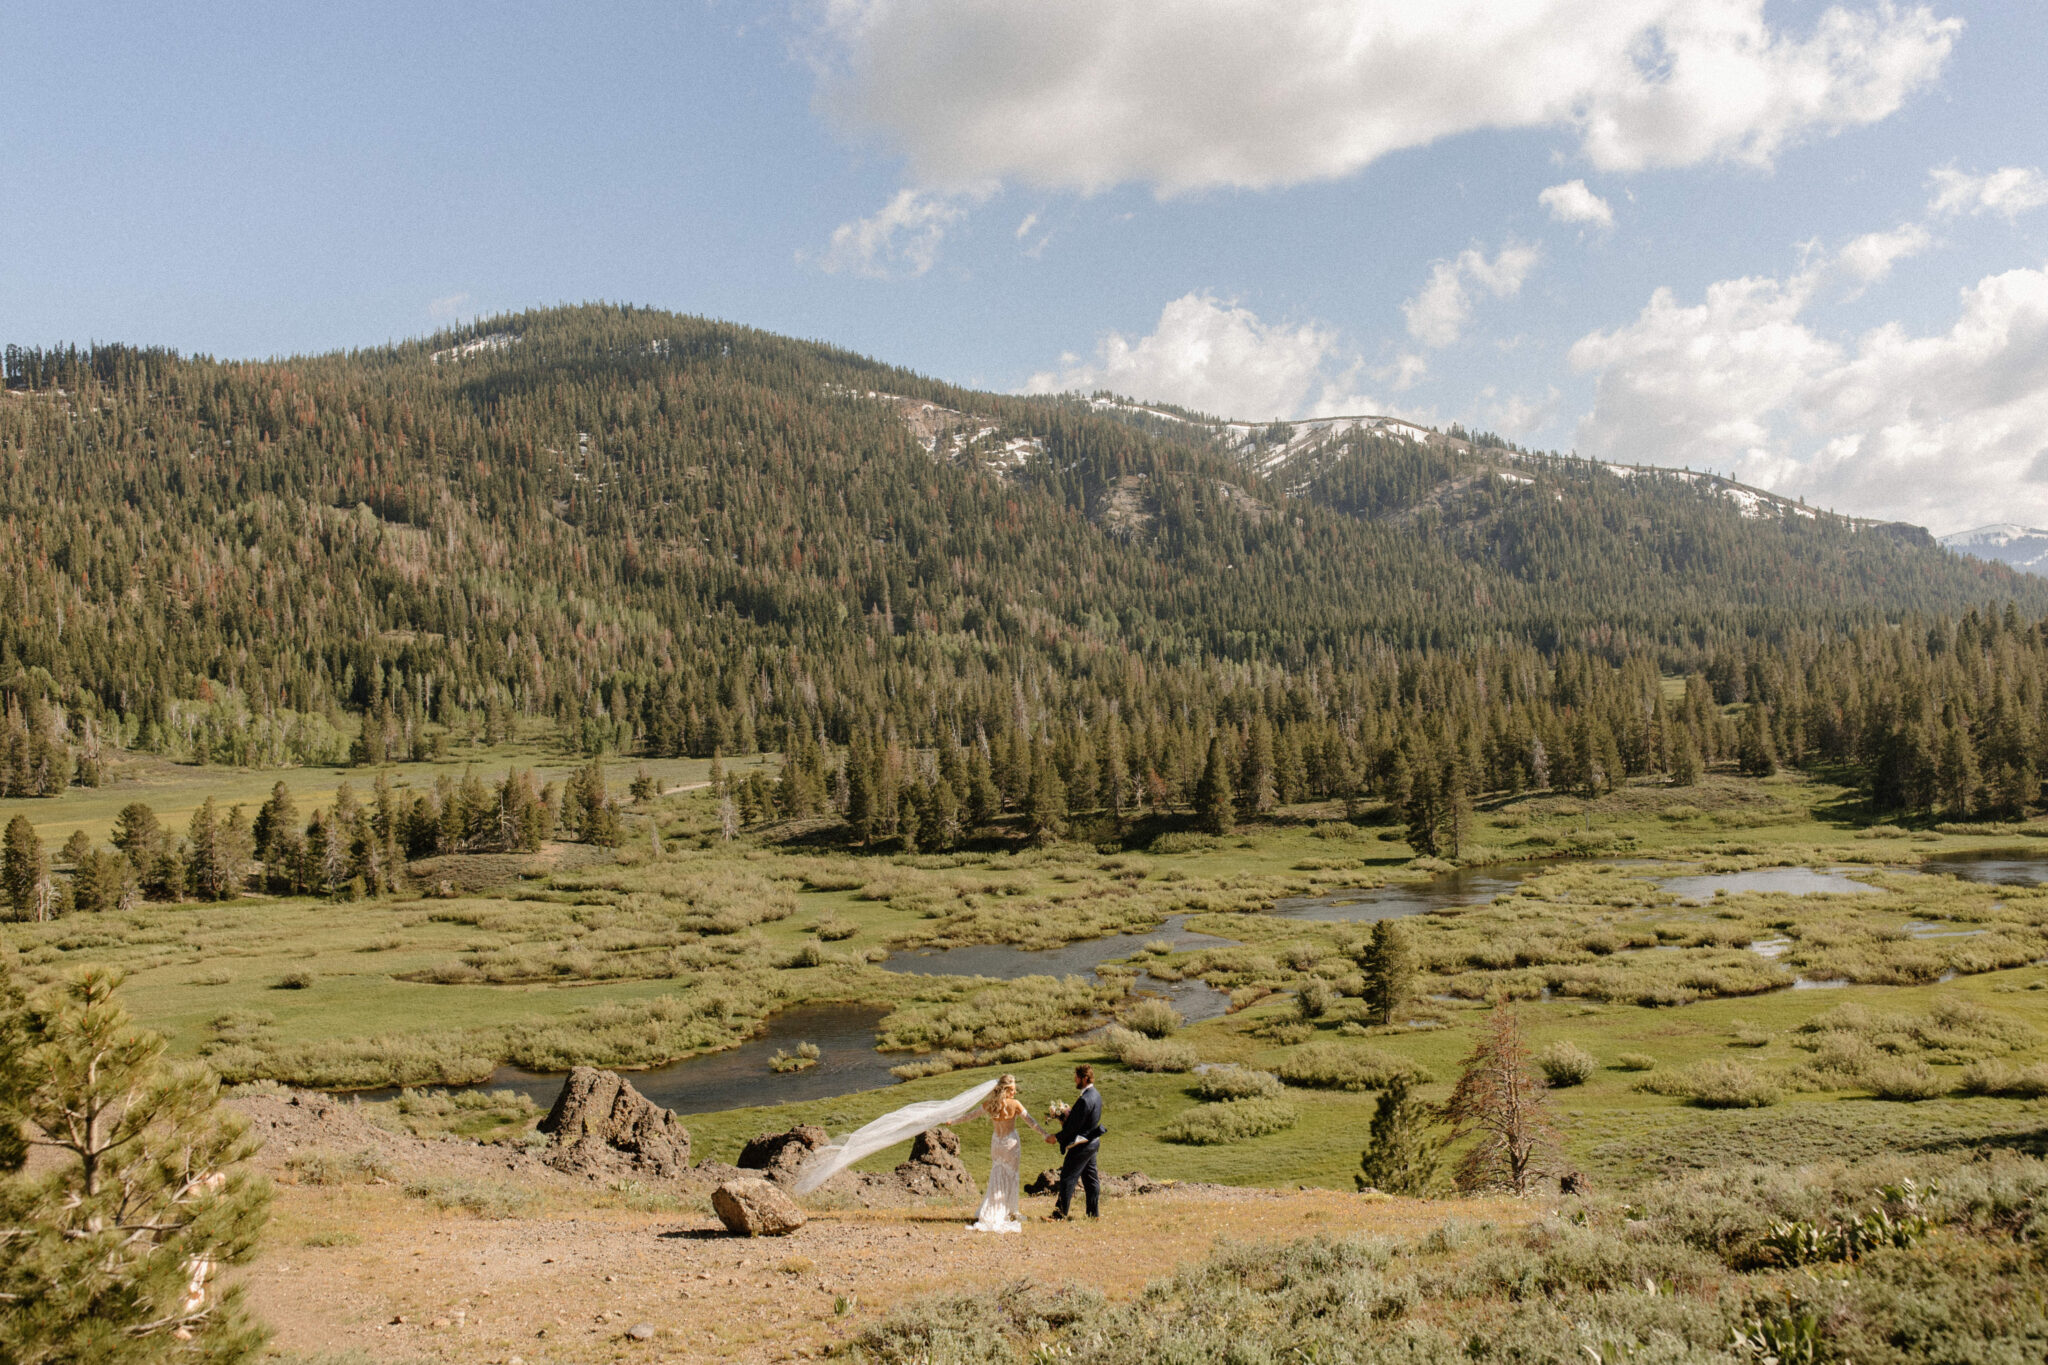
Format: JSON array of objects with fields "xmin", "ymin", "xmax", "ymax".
[{"xmin": 248, "ymin": 1183, "xmax": 1533, "ymax": 1364}]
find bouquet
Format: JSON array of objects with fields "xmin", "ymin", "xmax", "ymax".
[{"xmin": 1046, "ymin": 1099, "xmax": 1072, "ymax": 1122}]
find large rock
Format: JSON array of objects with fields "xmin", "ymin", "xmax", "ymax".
[
  {"xmin": 537, "ymin": 1067, "xmax": 691, "ymax": 1179},
  {"xmin": 712, "ymin": 1177, "xmax": 808, "ymax": 1236},
  {"xmin": 737, "ymin": 1125, "xmax": 830, "ymax": 1184},
  {"xmin": 893, "ymin": 1125, "xmax": 975, "ymax": 1199}
]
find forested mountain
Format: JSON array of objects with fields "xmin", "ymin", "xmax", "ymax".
[{"xmin": 2, "ymin": 303, "xmax": 2044, "ymax": 834}]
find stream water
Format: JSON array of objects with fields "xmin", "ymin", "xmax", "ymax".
[
  {"xmin": 343, "ymin": 854, "xmax": 1932, "ymax": 1115},
  {"xmin": 1921, "ymin": 849, "xmax": 2048, "ymax": 886},
  {"xmin": 354, "ymin": 1003, "xmax": 895, "ymax": 1116}
]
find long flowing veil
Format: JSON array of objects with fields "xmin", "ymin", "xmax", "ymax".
[{"xmin": 790, "ymin": 1078, "xmax": 1000, "ymax": 1195}]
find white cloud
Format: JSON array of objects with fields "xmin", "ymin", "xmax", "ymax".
[
  {"xmin": 1540, "ymin": 179, "xmax": 1614, "ymax": 230},
  {"xmin": 1838, "ymin": 223, "xmax": 1931, "ymax": 284},
  {"xmin": 1403, "ymin": 243, "xmax": 1539, "ymax": 348},
  {"xmin": 813, "ymin": 1, "xmax": 1958, "ymax": 195},
  {"xmin": 428, "ymin": 292, "xmax": 472, "ymax": 321},
  {"xmin": 814, "ymin": 187, "xmax": 982, "ymax": 277},
  {"xmin": 1929, "ymin": 165, "xmax": 2048, "ymax": 220},
  {"xmin": 1024, "ymin": 292, "xmax": 1385, "ymax": 421},
  {"xmin": 1482, "ymin": 386, "xmax": 1564, "ymax": 439},
  {"xmin": 1570, "ymin": 258, "xmax": 2048, "ymax": 530}
]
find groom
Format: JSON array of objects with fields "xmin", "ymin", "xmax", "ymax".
[{"xmin": 1046, "ymin": 1063, "xmax": 1104, "ymax": 1220}]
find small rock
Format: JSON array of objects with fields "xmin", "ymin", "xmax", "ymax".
[
  {"xmin": 627, "ymin": 1323, "xmax": 656, "ymax": 1342},
  {"xmin": 712, "ymin": 1177, "xmax": 808, "ymax": 1236},
  {"xmin": 389, "ymin": 1315, "xmax": 407, "ymax": 1325},
  {"xmin": 429, "ymin": 1318, "xmax": 450, "ymax": 1329}
]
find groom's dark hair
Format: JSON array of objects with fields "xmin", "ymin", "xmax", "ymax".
[{"xmin": 1075, "ymin": 1064, "xmax": 1094, "ymax": 1085}]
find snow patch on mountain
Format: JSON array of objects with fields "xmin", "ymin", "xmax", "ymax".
[{"xmin": 1941, "ymin": 524, "xmax": 2048, "ymax": 576}]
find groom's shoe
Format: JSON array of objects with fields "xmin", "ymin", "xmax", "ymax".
[{"xmin": 1045, "ymin": 1211, "xmax": 1069, "ymax": 1221}]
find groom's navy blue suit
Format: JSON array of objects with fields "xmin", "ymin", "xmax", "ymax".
[{"xmin": 1053, "ymin": 1083, "xmax": 1104, "ymax": 1218}]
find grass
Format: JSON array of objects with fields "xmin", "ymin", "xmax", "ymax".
[{"xmin": 14, "ymin": 760, "xmax": 2048, "ymax": 1192}]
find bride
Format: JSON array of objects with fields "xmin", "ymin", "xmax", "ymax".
[{"xmin": 790, "ymin": 1074, "xmax": 1048, "ymax": 1233}]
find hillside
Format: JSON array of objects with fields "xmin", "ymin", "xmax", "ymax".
[
  {"xmin": 1, "ymin": 303, "xmax": 2040, "ymax": 781},
  {"xmin": 1943, "ymin": 523, "xmax": 2048, "ymax": 576}
]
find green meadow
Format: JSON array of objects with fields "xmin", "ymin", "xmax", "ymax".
[{"xmin": 8, "ymin": 749, "xmax": 2048, "ymax": 1194}]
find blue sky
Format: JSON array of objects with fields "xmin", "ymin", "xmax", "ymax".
[{"xmin": 4, "ymin": 2, "xmax": 2045, "ymax": 532}]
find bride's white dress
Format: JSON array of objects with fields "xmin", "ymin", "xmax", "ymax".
[
  {"xmin": 969, "ymin": 1119, "xmax": 1025, "ymax": 1233},
  {"xmin": 788, "ymin": 1077, "xmax": 1038, "ymax": 1233}
]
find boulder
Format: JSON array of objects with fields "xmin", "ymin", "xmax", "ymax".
[
  {"xmin": 712, "ymin": 1177, "xmax": 808, "ymax": 1236},
  {"xmin": 537, "ymin": 1067, "xmax": 691, "ymax": 1179},
  {"xmin": 893, "ymin": 1125, "xmax": 975, "ymax": 1199},
  {"xmin": 737, "ymin": 1125, "xmax": 830, "ymax": 1183}
]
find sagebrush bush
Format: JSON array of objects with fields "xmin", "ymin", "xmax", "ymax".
[
  {"xmin": 1536, "ymin": 1041, "xmax": 1596, "ymax": 1087},
  {"xmin": 1102, "ymin": 1025, "xmax": 1198, "ymax": 1073},
  {"xmin": 1192, "ymin": 1065, "xmax": 1283, "ymax": 1102},
  {"xmin": 1958, "ymin": 1058, "xmax": 2048, "ymax": 1098},
  {"xmin": 1159, "ymin": 1097, "xmax": 1299, "ymax": 1145},
  {"xmin": 1614, "ymin": 1052, "xmax": 1657, "ymax": 1072},
  {"xmin": 1275, "ymin": 1042, "xmax": 1427, "ymax": 1092},
  {"xmin": 1862, "ymin": 1058, "xmax": 1949, "ymax": 1101},
  {"xmin": 1122, "ymin": 997, "xmax": 1183, "ymax": 1039},
  {"xmin": 1641, "ymin": 1059, "xmax": 1780, "ymax": 1108}
]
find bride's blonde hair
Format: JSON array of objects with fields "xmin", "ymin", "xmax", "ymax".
[{"xmin": 982, "ymin": 1073, "xmax": 1025, "ymax": 1121}]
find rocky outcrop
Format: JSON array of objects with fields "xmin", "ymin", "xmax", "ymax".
[
  {"xmin": 712, "ymin": 1177, "xmax": 808, "ymax": 1236},
  {"xmin": 736, "ymin": 1125, "xmax": 830, "ymax": 1184},
  {"xmin": 537, "ymin": 1067, "xmax": 691, "ymax": 1179},
  {"xmin": 1025, "ymin": 1168, "xmax": 1171, "ymax": 1198},
  {"xmin": 892, "ymin": 1125, "xmax": 974, "ymax": 1199}
]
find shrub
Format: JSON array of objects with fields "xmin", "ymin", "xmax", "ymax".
[
  {"xmin": 1863, "ymin": 1059, "xmax": 1949, "ymax": 1101},
  {"xmin": 1641, "ymin": 1059, "xmax": 1780, "ymax": 1108},
  {"xmin": 272, "ymin": 970, "xmax": 314, "ymax": 990},
  {"xmin": 769, "ymin": 1042, "xmax": 821, "ymax": 1073},
  {"xmin": 1123, "ymin": 997, "xmax": 1183, "ymax": 1038},
  {"xmin": 1103, "ymin": 1025, "xmax": 1198, "ymax": 1073},
  {"xmin": 1536, "ymin": 1042, "xmax": 1596, "ymax": 1088},
  {"xmin": 1295, "ymin": 978, "xmax": 1338, "ymax": 1021},
  {"xmin": 815, "ymin": 918, "xmax": 859, "ymax": 941},
  {"xmin": 1193, "ymin": 1065, "xmax": 1284, "ymax": 1102},
  {"xmin": 1728, "ymin": 1018, "xmax": 1771, "ymax": 1048},
  {"xmin": 402, "ymin": 1178, "xmax": 534, "ymax": 1219},
  {"xmin": 1614, "ymin": 1052, "xmax": 1657, "ymax": 1072},
  {"xmin": 1159, "ymin": 1097, "xmax": 1299, "ymax": 1145},
  {"xmin": 1958, "ymin": 1059, "xmax": 2048, "ymax": 1098},
  {"xmin": 1275, "ymin": 1042, "xmax": 1427, "ymax": 1092},
  {"xmin": 285, "ymin": 1147, "xmax": 394, "ymax": 1186}
]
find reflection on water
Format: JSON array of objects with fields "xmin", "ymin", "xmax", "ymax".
[
  {"xmin": 880, "ymin": 913, "xmax": 1235, "ymax": 1020},
  {"xmin": 1922, "ymin": 849, "xmax": 2048, "ymax": 886},
  {"xmin": 1660, "ymin": 867, "xmax": 1878, "ymax": 901},
  {"xmin": 1271, "ymin": 867, "xmax": 1531, "ymax": 921},
  {"xmin": 350, "ymin": 1003, "xmax": 897, "ymax": 1116}
]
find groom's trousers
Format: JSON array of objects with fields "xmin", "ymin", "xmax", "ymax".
[{"xmin": 1055, "ymin": 1138, "xmax": 1100, "ymax": 1218}]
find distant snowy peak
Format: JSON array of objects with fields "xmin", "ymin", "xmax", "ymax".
[{"xmin": 1941, "ymin": 524, "xmax": 2048, "ymax": 576}]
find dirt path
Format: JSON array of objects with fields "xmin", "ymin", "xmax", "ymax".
[{"xmin": 246, "ymin": 1183, "xmax": 1533, "ymax": 1363}]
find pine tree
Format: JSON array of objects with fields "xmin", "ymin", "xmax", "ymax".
[
  {"xmin": 1736, "ymin": 704, "xmax": 1778, "ymax": 778},
  {"xmin": 59, "ymin": 830, "xmax": 91, "ymax": 869},
  {"xmin": 0, "ymin": 967, "xmax": 270, "ymax": 1363},
  {"xmin": 1360, "ymin": 919, "xmax": 1415, "ymax": 1026},
  {"xmin": 1669, "ymin": 728, "xmax": 1701, "ymax": 786},
  {"xmin": 1025, "ymin": 754, "xmax": 1068, "ymax": 843},
  {"xmin": 1443, "ymin": 1002, "xmax": 1554, "ymax": 1194},
  {"xmin": 185, "ymin": 798, "xmax": 232, "ymax": 902},
  {"xmin": 111, "ymin": 803, "xmax": 164, "ymax": 869},
  {"xmin": 1195, "ymin": 736, "xmax": 1235, "ymax": 836},
  {"xmin": 3, "ymin": 815, "xmax": 52, "ymax": 922},
  {"xmin": 1356, "ymin": 1077, "xmax": 1442, "ymax": 1196}
]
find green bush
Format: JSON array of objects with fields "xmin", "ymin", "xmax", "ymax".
[
  {"xmin": 272, "ymin": 970, "xmax": 314, "ymax": 991},
  {"xmin": 1614, "ymin": 1052, "xmax": 1657, "ymax": 1072},
  {"xmin": 1122, "ymin": 997, "xmax": 1183, "ymax": 1039},
  {"xmin": 1958, "ymin": 1059, "xmax": 2048, "ymax": 1098},
  {"xmin": 1641, "ymin": 1059, "xmax": 1780, "ymax": 1108},
  {"xmin": 1274, "ymin": 1042, "xmax": 1427, "ymax": 1092},
  {"xmin": 1863, "ymin": 1059, "xmax": 1949, "ymax": 1101},
  {"xmin": 1295, "ymin": 978, "xmax": 1338, "ymax": 1021},
  {"xmin": 1192, "ymin": 1065, "xmax": 1283, "ymax": 1102},
  {"xmin": 1159, "ymin": 1097, "xmax": 1299, "ymax": 1145},
  {"xmin": 1536, "ymin": 1041, "xmax": 1596, "ymax": 1087},
  {"xmin": 815, "ymin": 918, "xmax": 859, "ymax": 941},
  {"xmin": 1102, "ymin": 1025, "xmax": 1198, "ymax": 1073}
]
